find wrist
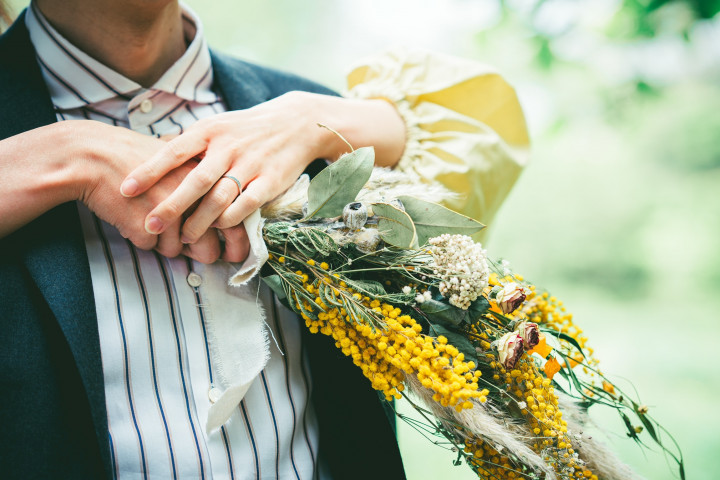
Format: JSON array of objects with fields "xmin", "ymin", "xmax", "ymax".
[
  {"xmin": 18, "ymin": 121, "xmax": 93, "ymax": 204},
  {"xmin": 57, "ymin": 120, "xmax": 102, "ymax": 203},
  {"xmin": 308, "ymin": 94, "xmax": 406, "ymax": 167}
]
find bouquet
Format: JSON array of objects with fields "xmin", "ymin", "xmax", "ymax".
[{"xmin": 256, "ymin": 142, "xmax": 684, "ymax": 480}]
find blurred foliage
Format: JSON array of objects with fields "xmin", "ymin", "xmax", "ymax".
[{"xmin": 499, "ymin": 0, "xmax": 720, "ymax": 69}]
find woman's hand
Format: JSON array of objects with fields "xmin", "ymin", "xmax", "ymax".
[{"xmin": 119, "ymin": 92, "xmax": 406, "ymax": 244}]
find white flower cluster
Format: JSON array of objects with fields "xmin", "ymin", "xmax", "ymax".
[{"xmin": 427, "ymin": 234, "xmax": 489, "ymax": 309}]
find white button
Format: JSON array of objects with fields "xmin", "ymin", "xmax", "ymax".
[
  {"xmin": 208, "ymin": 387, "xmax": 222, "ymax": 404},
  {"xmin": 139, "ymin": 99, "xmax": 153, "ymax": 113},
  {"xmin": 187, "ymin": 272, "xmax": 203, "ymax": 288}
]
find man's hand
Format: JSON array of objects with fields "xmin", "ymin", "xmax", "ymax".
[{"xmin": 118, "ymin": 92, "xmax": 405, "ymax": 245}]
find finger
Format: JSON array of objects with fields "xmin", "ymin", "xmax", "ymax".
[
  {"xmin": 182, "ymin": 229, "xmax": 221, "ymax": 264},
  {"xmin": 180, "ymin": 176, "xmax": 242, "ymax": 244},
  {"xmin": 154, "ymin": 220, "xmax": 184, "ymax": 258},
  {"xmin": 213, "ymin": 177, "xmax": 272, "ymax": 230},
  {"xmin": 144, "ymin": 154, "xmax": 234, "ymax": 234},
  {"xmin": 122, "ymin": 227, "xmax": 158, "ymax": 252},
  {"xmin": 220, "ymin": 225, "xmax": 250, "ymax": 263},
  {"xmin": 120, "ymin": 131, "xmax": 207, "ymax": 197}
]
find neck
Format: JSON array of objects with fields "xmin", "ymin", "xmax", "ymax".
[{"xmin": 35, "ymin": 0, "xmax": 187, "ymax": 87}]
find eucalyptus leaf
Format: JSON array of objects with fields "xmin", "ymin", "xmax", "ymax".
[
  {"xmin": 372, "ymin": 202, "xmax": 417, "ymax": 248},
  {"xmin": 398, "ymin": 196, "xmax": 485, "ymax": 245},
  {"xmin": 262, "ymin": 274, "xmax": 287, "ymax": 300},
  {"xmin": 306, "ymin": 147, "xmax": 374, "ymax": 218}
]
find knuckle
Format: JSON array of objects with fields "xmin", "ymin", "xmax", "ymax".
[
  {"xmin": 156, "ymin": 242, "xmax": 182, "ymax": 258},
  {"xmin": 132, "ymin": 234, "xmax": 156, "ymax": 251},
  {"xmin": 194, "ymin": 249, "xmax": 220, "ymax": 264},
  {"xmin": 159, "ymin": 200, "xmax": 183, "ymax": 219},
  {"xmin": 181, "ymin": 224, "xmax": 202, "ymax": 243},
  {"xmin": 191, "ymin": 170, "xmax": 217, "ymax": 191},
  {"xmin": 227, "ymin": 143, "xmax": 244, "ymax": 158},
  {"xmin": 165, "ymin": 139, "xmax": 188, "ymax": 162},
  {"xmin": 137, "ymin": 163, "xmax": 158, "ymax": 184},
  {"xmin": 243, "ymin": 190, "xmax": 262, "ymax": 210},
  {"xmin": 211, "ymin": 188, "xmax": 233, "ymax": 208},
  {"xmin": 214, "ymin": 212, "xmax": 236, "ymax": 230}
]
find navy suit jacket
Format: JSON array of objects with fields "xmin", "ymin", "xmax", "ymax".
[{"xmin": 0, "ymin": 13, "xmax": 406, "ymax": 480}]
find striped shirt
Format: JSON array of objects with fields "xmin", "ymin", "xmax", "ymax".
[{"xmin": 26, "ymin": 3, "xmax": 319, "ymax": 479}]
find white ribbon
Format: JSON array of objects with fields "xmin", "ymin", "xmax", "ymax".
[{"xmin": 203, "ymin": 209, "xmax": 271, "ymax": 433}]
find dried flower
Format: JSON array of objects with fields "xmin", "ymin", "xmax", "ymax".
[
  {"xmin": 353, "ymin": 227, "xmax": 380, "ymax": 253},
  {"xmin": 428, "ymin": 234, "xmax": 489, "ymax": 309},
  {"xmin": 527, "ymin": 333, "xmax": 553, "ymax": 358},
  {"xmin": 495, "ymin": 282, "xmax": 527, "ymax": 314},
  {"xmin": 497, "ymin": 332, "xmax": 524, "ymax": 369},
  {"xmin": 342, "ymin": 202, "xmax": 368, "ymax": 230},
  {"xmin": 516, "ymin": 321, "xmax": 540, "ymax": 350}
]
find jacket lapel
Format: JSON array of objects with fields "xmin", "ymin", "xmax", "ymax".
[
  {"xmin": 210, "ymin": 50, "xmax": 272, "ymax": 111},
  {"xmin": 0, "ymin": 13, "xmax": 110, "ymax": 476}
]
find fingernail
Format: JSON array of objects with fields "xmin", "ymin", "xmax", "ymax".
[
  {"xmin": 120, "ymin": 178, "xmax": 139, "ymax": 197},
  {"xmin": 181, "ymin": 235, "xmax": 193, "ymax": 244},
  {"xmin": 146, "ymin": 216, "xmax": 164, "ymax": 234}
]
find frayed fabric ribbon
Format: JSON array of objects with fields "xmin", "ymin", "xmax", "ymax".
[{"xmin": 202, "ymin": 209, "xmax": 270, "ymax": 433}]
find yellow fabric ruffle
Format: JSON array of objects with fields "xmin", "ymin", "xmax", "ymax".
[{"xmin": 345, "ymin": 47, "xmax": 530, "ymax": 240}]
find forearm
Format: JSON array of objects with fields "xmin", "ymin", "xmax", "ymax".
[
  {"xmin": 304, "ymin": 94, "xmax": 406, "ymax": 168},
  {"xmin": 0, "ymin": 122, "xmax": 88, "ymax": 237}
]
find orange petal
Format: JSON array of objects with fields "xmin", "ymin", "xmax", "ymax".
[
  {"xmin": 568, "ymin": 354, "xmax": 584, "ymax": 369},
  {"xmin": 544, "ymin": 357, "xmax": 561, "ymax": 381},
  {"xmin": 602, "ymin": 381, "xmax": 615, "ymax": 395},
  {"xmin": 528, "ymin": 333, "xmax": 553, "ymax": 358}
]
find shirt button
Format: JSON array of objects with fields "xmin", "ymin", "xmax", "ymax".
[
  {"xmin": 139, "ymin": 99, "xmax": 153, "ymax": 113},
  {"xmin": 187, "ymin": 272, "xmax": 203, "ymax": 288},
  {"xmin": 208, "ymin": 387, "xmax": 222, "ymax": 404}
]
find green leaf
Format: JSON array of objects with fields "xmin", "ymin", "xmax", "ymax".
[
  {"xmin": 426, "ymin": 324, "xmax": 478, "ymax": 365},
  {"xmin": 262, "ymin": 274, "xmax": 286, "ymax": 300},
  {"xmin": 620, "ymin": 412, "xmax": 638, "ymax": 439},
  {"xmin": 637, "ymin": 412, "xmax": 660, "ymax": 444},
  {"xmin": 468, "ymin": 296, "xmax": 490, "ymax": 320},
  {"xmin": 541, "ymin": 328, "xmax": 586, "ymax": 358},
  {"xmin": 420, "ymin": 299, "xmax": 466, "ymax": 327},
  {"xmin": 372, "ymin": 203, "xmax": 417, "ymax": 248},
  {"xmin": 398, "ymin": 196, "xmax": 485, "ymax": 245},
  {"xmin": 347, "ymin": 279, "xmax": 387, "ymax": 296},
  {"xmin": 306, "ymin": 147, "xmax": 374, "ymax": 218}
]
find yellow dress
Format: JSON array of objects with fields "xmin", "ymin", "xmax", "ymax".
[{"xmin": 345, "ymin": 47, "xmax": 530, "ymax": 240}]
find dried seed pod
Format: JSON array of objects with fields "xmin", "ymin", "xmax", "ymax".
[{"xmin": 342, "ymin": 202, "xmax": 368, "ymax": 230}]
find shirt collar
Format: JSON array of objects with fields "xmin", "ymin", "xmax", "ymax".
[{"xmin": 26, "ymin": 1, "xmax": 216, "ymax": 110}]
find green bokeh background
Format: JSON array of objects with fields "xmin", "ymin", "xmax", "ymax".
[{"xmin": 5, "ymin": 0, "xmax": 719, "ymax": 478}]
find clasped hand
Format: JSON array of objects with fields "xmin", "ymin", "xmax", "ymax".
[{"xmin": 119, "ymin": 91, "xmax": 349, "ymax": 259}]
